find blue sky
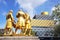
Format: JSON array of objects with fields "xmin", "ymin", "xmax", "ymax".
[{"xmin": 0, "ymin": 0, "xmax": 60, "ymax": 28}]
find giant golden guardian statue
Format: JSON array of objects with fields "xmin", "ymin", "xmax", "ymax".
[
  {"xmin": 24, "ymin": 13, "xmax": 32, "ymax": 36},
  {"xmin": 15, "ymin": 10, "xmax": 26, "ymax": 34},
  {"xmin": 4, "ymin": 10, "xmax": 14, "ymax": 35}
]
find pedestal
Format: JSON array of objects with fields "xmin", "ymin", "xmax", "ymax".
[{"xmin": 0, "ymin": 36, "xmax": 40, "ymax": 40}]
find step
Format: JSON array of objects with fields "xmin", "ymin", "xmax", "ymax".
[{"xmin": 0, "ymin": 36, "xmax": 40, "ymax": 40}]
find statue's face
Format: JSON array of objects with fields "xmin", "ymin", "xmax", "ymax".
[
  {"xmin": 18, "ymin": 11, "xmax": 24, "ymax": 14},
  {"xmin": 9, "ymin": 10, "xmax": 13, "ymax": 13},
  {"xmin": 9, "ymin": 12, "xmax": 13, "ymax": 14}
]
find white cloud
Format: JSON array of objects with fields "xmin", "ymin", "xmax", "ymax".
[
  {"xmin": 51, "ymin": 7, "xmax": 56, "ymax": 11},
  {"xmin": 3, "ymin": 1, "xmax": 7, "ymax": 5},
  {"xmin": 2, "ymin": 12, "xmax": 7, "ymax": 16},
  {"xmin": 15, "ymin": 0, "xmax": 47, "ymax": 18},
  {"xmin": 0, "ymin": 0, "xmax": 7, "ymax": 5},
  {"xmin": 50, "ymin": 7, "xmax": 56, "ymax": 15}
]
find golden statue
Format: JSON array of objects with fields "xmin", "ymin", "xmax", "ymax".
[
  {"xmin": 15, "ymin": 10, "xmax": 26, "ymax": 34},
  {"xmin": 4, "ymin": 10, "xmax": 14, "ymax": 35},
  {"xmin": 24, "ymin": 13, "xmax": 32, "ymax": 36},
  {"xmin": 4, "ymin": 10, "xmax": 32, "ymax": 36}
]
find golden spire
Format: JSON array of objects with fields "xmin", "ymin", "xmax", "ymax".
[{"xmin": 41, "ymin": 12, "xmax": 49, "ymax": 15}]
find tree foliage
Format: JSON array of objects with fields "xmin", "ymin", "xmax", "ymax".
[
  {"xmin": 54, "ymin": 24, "xmax": 60, "ymax": 34},
  {"xmin": 52, "ymin": 4, "xmax": 60, "ymax": 18}
]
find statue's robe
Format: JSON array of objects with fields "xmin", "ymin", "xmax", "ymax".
[
  {"xmin": 25, "ymin": 20, "xmax": 31, "ymax": 29},
  {"xmin": 25, "ymin": 14, "xmax": 31, "ymax": 29},
  {"xmin": 5, "ymin": 13, "xmax": 14, "ymax": 29},
  {"xmin": 16, "ymin": 13, "xmax": 25, "ymax": 29}
]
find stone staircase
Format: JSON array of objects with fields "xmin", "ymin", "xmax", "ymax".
[{"xmin": 0, "ymin": 36, "xmax": 40, "ymax": 40}]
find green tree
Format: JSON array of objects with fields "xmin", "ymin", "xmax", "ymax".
[
  {"xmin": 52, "ymin": 4, "xmax": 60, "ymax": 36},
  {"xmin": 54, "ymin": 24, "xmax": 60, "ymax": 36},
  {"xmin": 52, "ymin": 4, "xmax": 60, "ymax": 18},
  {"xmin": 54, "ymin": 24, "xmax": 60, "ymax": 33}
]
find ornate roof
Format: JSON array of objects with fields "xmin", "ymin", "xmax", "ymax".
[
  {"xmin": 33, "ymin": 15, "xmax": 54, "ymax": 20},
  {"xmin": 31, "ymin": 19, "xmax": 55, "ymax": 27}
]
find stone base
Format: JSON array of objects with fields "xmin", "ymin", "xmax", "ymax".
[{"xmin": 0, "ymin": 36, "xmax": 40, "ymax": 40}]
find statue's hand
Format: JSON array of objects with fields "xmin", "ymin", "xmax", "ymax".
[{"xmin": 13, "ymin": 20, "xmax": 16, "ymax": 23}]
